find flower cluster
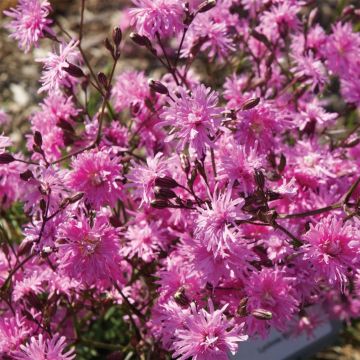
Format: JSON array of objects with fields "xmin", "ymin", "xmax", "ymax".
[{"xmin": 2, "ymin": 0, "xmax": 360, "ymax": 358}]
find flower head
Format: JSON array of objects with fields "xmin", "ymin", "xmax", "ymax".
[
  {"xmin": 195, "ymin": 186, "xmax": 248, "ymax": 257},
  {"xmin": 303, "ymin": 216, "xmax": 360, "ymax": 288},
  {"xmin": 37, "ymin": 39, "xmax": 80, "ymax": 93},
  {"xmin": 129, "ymin": 0, "xmax": 184, "ymax": 38},
  {"xmin": 160, "ymin": 85, "xmax": 222, "ymax": 157},
  {"xmin": 57, "ymin": 214, "xmax": 121, "ymax": 285},
  {"xmin": 14, "ymin": 334, "xmax": 75, "ymax": 360},
  {"xmin": 67, "ymin": 149, "xmax": 123, "ymax": 209},
  {"xmin": 172, "ymin": 300, "xmax": 248, "ymax": 360},
  {"xmin": 4, "ymin": 0, "xmax": 52, "ymax": 53},
  {"xmin": 245, "ymin": 268, "xmax": 299, "ymax": 337}
]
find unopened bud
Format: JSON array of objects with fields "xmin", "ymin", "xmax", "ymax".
[
  {"xmin": 97, "ymin": 72, "xmax": 108, "ymax": 88},
  {"xmin": 252, "ymin": 308, "xmax": 273, "ymax": 320},
  {"xmin": 34, "ymin": 131, "xmax": 43, "ymax": 147},
  {"xmin": 197, "ymin": 0, "xmax": 217, "ymax": 13},
  {"xmin": 174, "ymin": 287, "xmax": 190, "ymax": 307},
  {"xmin": 241, "ymin": 97, "xmax": 260, "ymax": 111},
  {"xmin": 151, "ymin": 199, "xmax": 169, "ymax": 209},
  {"xmin": 112, "ymin": 27, "xmax": 122, "ymax": 47},
  {"xmin": 148, "ymin": 79, "xmax": 169, "ymax": 95},
  {"xmin": 20, "ymin": 170, "xmax": 34, "ymax": 181},
  {"xmin": 180, "ymin": 154, "xmax": 190, "ymax": 174},
  {"xmin": 254, "ymin": 169, "xmax": 265, "ymax": 189},
  {"xmin": 154, "ymin": 176, "xmax": 178, "ymax": 189},
  {"xmin": 104, "ymin": 38, "xmax": 115, "ymax": 55},
  {"xmin": 237, "ymin": 297, "xmax": 248, "ymax": 317},
  {"xmin": 63, "ymin": 63, "xmax": 85, "ymax": 78},
  {"xmin": 0, "ymin": 153, "xmax": 15, "ymax": 164},
  {"xmin": 154, "ymin": 187, "xmax": 177, "ymax": 200},
  {"xmin": 129, "ymin": 32, "xmax": 152, "ymax": 48},
  {"xmin": 39, "ymin": 199, "xmax": 47, "ymax": 214}
]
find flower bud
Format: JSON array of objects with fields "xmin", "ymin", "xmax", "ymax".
[
  {"xmin": 251, "ymin": 308, "xmax": 273, "ymax": 320},
  {"xmin": 154, "ymin": 176, "xmax": 178, "ymax": 189},
  {"xmin": 151, "ymin": 199, "xmax": 169, "ymax": 209},
  {"xmin": 0, "ymin": 153, "xmax": 15, "ymax": 164},
  {"xmin": 180, "ymin": 154, "xmax": 190, "ymax": 174},
  {"xmin": 130, "ymin": 32, "xmax": 152, "ymax": 48},
  {"xmin": 174, "ymin": 287, "xmax": 190, "ymax": 307},
  {"xmin": 20, "ymin": 170, "xmax": 34, "ymax": 181},
  {"xmin": 154, "ymin": 187, "xmax": 177, "ymax": 200},
  {"xmin": 148, "ymin": 79, "xmax": 169, "ymax": 95},
  {"xmin": 34, "ymin": 131, "xmax": 43, "ymax": 147},
  {"xmin": 104, "ymin": 38, "xmax": 115, "ymax": 55},
  {"xmin": 112, "ymin": 27, "xmax": 122, "ymax": 47},
  {"xmin": 254, "ymin": 169, "xmax": 265, "ymax": 189},
  {"xmin": 241, "ymin": 97, "xmax": 260, "ymax": 111},
  {"xmin": 197, "ymin": 0, "xmax": 217, "ymax": 13},
  {"xmin": 63, "ymin": 63, "xmax": 85, "ymax": 78},
  {"xmin": 97, "ymin": 72, "xmax": 108, "ymax": 88}
]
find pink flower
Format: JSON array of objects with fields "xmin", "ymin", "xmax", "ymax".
[
  {"xmin": 14, "ymin": 334, "xmax": 75, "ymax": 360},
  {"xmin": 0, "ymin": 315, "xmax": 30, "ymax": 355},
  {"xmin": 160, "ymin": 85, "xmax": 222, "ymax": 157},
  {"xmin": 172, "ymin": 300, "xmax": 248, "ymax": 360},
  {"xmin": 303, "ymin": 216, "xmax": 360, "ymax": 288},
  {"xmin": 195, "ymin": 187, "xmax": 248, "ymax": 257},
  {"xmin": 292, "ymin": 52, "xmax": 328, "ymax": 92},
  {"xmin": 56, "ymin": 214, "xmax": 121, "ymax": 285},
  {"xmin": 111, "ymin": 70, "xmax": 150, "ymax": 113},
  {"xmin": 217, "ymin": 136, "xmax": 264, "ymax": 193},
  {"xmin": 37, "ymin": 39, "xmax": 80, "ymax": 93},
  {"xmin": 129, "ymin": 0, "xmax": 184, "ymax": 38},
  {"xmin": 127, "ymin": 152, "xmax": 168, "ymax": 205},
  {"xmin": 123, "ymin": 220, "xmax": 168, "ymax": 262},
  {"xmin": 3, "ymin": 0, "xmax": 52, "ymax": 53},
  {"xmin": 67, "ymin": 149, "xmax": 123, "ymax": 209},
  {"xmin": 325, "ymin": 22, "xmax": 360, "ymax": 75},
  {"xmin": 245, "ymin": 268, "xmax": 299, "ymax": 337}
]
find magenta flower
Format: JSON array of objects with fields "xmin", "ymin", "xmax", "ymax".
[
  {"xmin": 129, "ymin": 0, "xmax": 183, "ymax": 38},
  {"xmin": 67, "ymin": 149, "xmax": 123, "ymax": 209},
  {"xmin": 123, "ymin": 220, "xmax": 168, "ymax": 262},
  {"xmin": 57, "ymin": 214, "xmax": 121, "ymax": 285},
  {"xmin": 245, "ymin": 268, "xmax": 299, "ymax": 338},
  {"xmin": 303, "ymin": 216, "xmax": 360, "ymax": 288},
  {"xmin": 37, "ymin": 39, "xmax": 80, "ymax": 93},
  {"xmin": 160, "ymin": 85, "xmax": 222, "ymax": 157},
  {"xmin": 172, "ymin": 300, "xmax": 248, "ymax": 360},
  {"xmin": 127, "ymin": 152, "xmax": 168, "ymax": 205},
  {"xmin": 14, "ymin": 334, "xmax": 75, "ymax": 360},
  {"xmin": 195, "ymin": 186, "xmax": 248, "ymax": 257},
  {"xmin": 111, "ymin": 70, "xmax": 150, "ymax": 113},
  {"xmin": 3, "ymin": 0, "xmax": 52, "ymax": 53},
  {"xmin": 0, "ymin": 315, "xmax": 30, "ymax": 354},
  {"xmin": 217, "ymin": 136, "xmax": 264, "ymax": 193}
]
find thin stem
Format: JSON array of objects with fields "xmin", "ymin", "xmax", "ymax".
[
  {"xmin": 79, "ymin": 0, "xmax": 86, "ymax": 44},
  {"xmin": 278, "ymin": 203, "xmax": 341, "ymax": 219}
]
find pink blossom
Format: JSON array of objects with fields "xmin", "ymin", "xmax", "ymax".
[
  {"xmin": 195, "ymin": 186, "xmax": 248, "ymax": 257},
  {"xmin": 127, "ymin": 152, "xmax": 168, "ymax": 205},
  {"xmin": 303, "ymin": 216, "xmax": 360, "ymax": 288},
  {"xmin": 67, "ymin": 149, "xmax": 123, "ymax": 209},
  {"xmin": 37, "ymin": 39, "xmax": 81, "ymax": 93},
  {"xmin": 129, "ymin": 0, "xmax": 184, "ymax": 38},
  {"xmin": 160, "ymin": 85, "xmax": 222, "ymax": 157},
  {"xmin": 245, "ymin": 268, "xmax": 299, "ymax": 337},
  {"xmin": 172, "ymin": 300, "xmax": 248, "ymax": 360},
  {"xmin": 3, "ymin": 0, "xmax": 52, "ymax": 53},
  {"xmin": 14, "ymin": 334, "xmax": 75, "ymax": 360},
  {"xmin": 57, "ymin": 213, "xmax": 121, "ymax": 285}
]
